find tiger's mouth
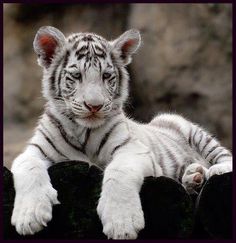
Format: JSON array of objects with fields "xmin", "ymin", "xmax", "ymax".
[
  {"xmin": 74, "ymin": 111, "xmax": 106, "ymax": 128},
  {"xmin": 74, "ymin": 111, "xmax": 105, "ymax": 120},
  {"xmin": 85, "ymin": 113, "xmax": 101, "ymax": 120}
]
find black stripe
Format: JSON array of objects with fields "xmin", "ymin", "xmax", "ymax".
[
  {"xmin": 68, "ymin": 35, "xmax": 79, "ymax": 43},
  {"xmin": 38, "ymin": 127, "xmax": 68, "ymax": 159},
  {"xmin": 28, "ymin": 143, "xmax": 54, "ymax": 162},
  {"xmin": 46, "ymin": 111, "xmax": 83, "ymax": 153},
  {"xmin": 196, "ymin": 130, "xmax": 203, "ymax": 151},
  {"xmin": 178, "ymin": 164, "xmax": 187, "ymax": 183},
  {"xmin": 94, "ymin": 45, "xmax": 105, "ymax": 53},
  {"xmin": 72, "ymin": 41, "xmax": 80, "ymax": 50},
  {"xmin": 58, "ymin": 51, "xmax": 70, "ymax": 97},
  {"xmin": 82, "ymin": 36, "xmax": 94, "ymax": 42},
  {"xmin": 50, "ymin": 69, "xmax": 57, "ymax": 95},
  {"xmin": 188, "ymin": 127, "xmax": 193, "ymax": 146},
  {"xmin": 213, "ymin": 153, "xmax": 231, "ymax": 163},
  {"xmin": 95, "ymin": 53, "xmax": 106, "ymax": 59},
  {"xmin": 99, "ymin": 41, "xmax": 107, "ymax": 50},
  {"xmin": 153, "ymin": 135, "xmax": 174, "ymax": 176},
  {"xmin": 77, "ymin": 54, "xmax": 86, "ymax": 60},
  {"xmin": 62, "ymin": 88, "xmax": 76, "ymax": 98},
  {"xmin": 152, "ymin": 120, "xmax": 186, "ymax": 141},
  {"xmin": 81, "ymin": 128, "xmax": 91, "ymax": 152},
  {"xmin": 92, "ymin": 44, "xmax": 106, "ymax": 59},
  {"xmin": 50, "ymin": 57, "xmax": 64, "ymax": 96},
  {"xmin": 61, "ymin": 111, "xmax": 76, "ymax": 124},
  {"xmin": 54, "ymin": 97, "xmax": 64, "ymax": 101},
  {"xmin": 88, "ymin": 60, "xmax": 92, "ymax": 69},
  {"xmin": 165, "ymin": 147, "xmax": 178, "ymax": 165},
  {"xmin": 66, "ymin": 83, "xmax": 71, "ymax": 89},
  {"xmin": 165, "ymin": 146, "xmax": 180, "ymax": 179},
  {"xmin": 192, "ymin": 128, "xmax": 198, "ymax": 147},
  {"xmin": 96, "ymin": 121, "xmax": 123, "ymax": 156},
  {"xmin": 143, "ymin": 135, "xmax": 160, "ymax": 177},
  {"xmin": 107, "ymin": 75, "xmax": 116, "ymax": 83},
  {"xmin": 210, "ymin": 148, "xmax": 225, "ymax": 164},
  {"xmin": 110, "ymin": 54, "xmax": 122, "ymax": 99},
  {"xmin": 158, "ymin": 130, "xmax": 188, "ymax": 162},
  {"xmin": 93, "ymin": 57, "xmax": 98, "ymax": 67},
  {"xmin": 201, "ymin": 135, "xmax": 213, "ymax": 154},
  {"xmin": 111, "ymin": 137, "xmax": 131, "ymax": 156},
  {"xmin": 205, "ymin": 145, "xmax": 219, "ymax": 160},
  {"xmin": 66, "ymin": 76, "xmax": 75, "ymax": 82},
  {"xmin": 91, "ymin": 35, "xmax": 103, "ymax": 43},
  {"xmin": 75, "ymin": 45, "xmax": 88, "ymax": 56},
  {"xmin": 68, "ymin": 64, "xmax": 77, "ymax": 68},
  {"xmin": 114, "ymin": 67, "xmax": 122, "ymax": 98},
  {"xmin": 107, "ymin": 63, "xmax": 112, "ymax": 69},
  {"xmin": 98, "ymin": 61, "xmax": 102, "ymax": 73}
]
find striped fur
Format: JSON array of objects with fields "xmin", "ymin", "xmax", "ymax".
[{"xmin": 11, "ymin": 27, "xmax": 232, "ymax": 239}]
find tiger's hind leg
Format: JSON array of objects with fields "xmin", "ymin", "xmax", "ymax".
[{"xmin": 182, "ymin": 163, "xmax": 209, "ymax": 194}]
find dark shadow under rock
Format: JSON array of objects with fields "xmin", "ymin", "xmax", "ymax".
[
  {"xmin": 194, "ymin": 172, "xmax": 232, "ymax": 239},
  {"xmin": 139, "ymin": 176, "xmax": 194, "ymax": 239}
]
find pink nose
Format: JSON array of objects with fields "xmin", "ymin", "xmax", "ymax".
[{"xmin": 84, "ymin": 102, "xmax": 103, "ymax": 113}]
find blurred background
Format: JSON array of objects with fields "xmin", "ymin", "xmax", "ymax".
[{"xmin": 4, "ymin": 3, "xmax": 232, "ymax": 169}]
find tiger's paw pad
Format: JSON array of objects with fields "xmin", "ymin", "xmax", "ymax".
[{"xmin": 182, "ymin": 163, "xmax": 207, "ymax": 194}]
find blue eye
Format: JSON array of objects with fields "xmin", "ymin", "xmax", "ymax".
[
  {"xmin": 71, "ymin": 72, "xmax": 81, "ymax": 79},
  {"xmin": 103, "ymin": 72, "xmax": 111, "ymax": 79}
]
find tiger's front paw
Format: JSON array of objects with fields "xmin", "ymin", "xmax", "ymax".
[
  {"xmin": 11, "ymin": 185, "xmax": 60, "ymax": 235},
  {"xmin": 206, "ymin": 162, "xmax": 232, "ymax": 179},
  {"xmin": 97, "ymin": 195, "xmax": 144, "ymax": 239}
]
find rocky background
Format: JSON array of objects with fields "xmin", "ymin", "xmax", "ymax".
[{"xmin": 4, "ymin": 3, "xmax": 232, "ymax": 168}]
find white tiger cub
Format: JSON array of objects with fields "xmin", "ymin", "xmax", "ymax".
[{"xmin": 11, "ymin": 26, "xmax": 232, "ymax": 239}]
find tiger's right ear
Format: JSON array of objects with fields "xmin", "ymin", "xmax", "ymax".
[{"xmin": 33, "ymin": 26, "xmax": 66, "ymax": 68}]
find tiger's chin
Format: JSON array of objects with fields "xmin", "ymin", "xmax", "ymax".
[{"xmin": 75, "ymin": 116, "xmax": 106, "ymax": 129}]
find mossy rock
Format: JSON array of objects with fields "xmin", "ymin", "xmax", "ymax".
[{"xmin": 3, "ymin": 162, "xmax": 231, "ymax": 239}]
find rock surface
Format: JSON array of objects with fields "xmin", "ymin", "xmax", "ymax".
[
  {"xmin": 4, "ymin": 162, "xmax": 194, "ymax": 239},
  {"xmin": 3, "ymin": 162, "xmax": 232, "ymax": 239}
]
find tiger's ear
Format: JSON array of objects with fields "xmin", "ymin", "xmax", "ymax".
[
  {"xmin": 111, "ymin": 29, "xmax": 141, "ymax": 65},
  {"xmin": 33, "ymin": 26, "xmax": 66, "ymax": 68}
]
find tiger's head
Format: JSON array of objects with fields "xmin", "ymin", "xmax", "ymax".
[{"xmin": 33, "ymin": 26, "xmax": 141, "ymax": 128}]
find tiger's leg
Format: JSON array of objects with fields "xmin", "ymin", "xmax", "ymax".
[
  {"xmin": 151, "ymin": 114, "xmax": 232, "ymax": 179},
  {"xmin": 97, "ymin": 141, "xmax": 157, "ymax": 239},
  {"xmin": 182, "ymin": 162, "xmax": 209, "ymax": 194},
  {"xmin": 11, "ymin": 147, "xmax": 59, "ymax": 235},
  {"xmin": 11, "ymin": 113, "xmax": 90, "ymax": 235}
]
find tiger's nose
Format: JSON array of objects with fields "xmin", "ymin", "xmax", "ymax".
[{"xmin": 84, "ymin": 102, "xmax": 103, "ymax": 113}]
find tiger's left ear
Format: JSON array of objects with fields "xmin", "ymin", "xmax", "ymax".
[{"xmin": 111, "ymin": 29, "xmax": 141, "ymax": 65}]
